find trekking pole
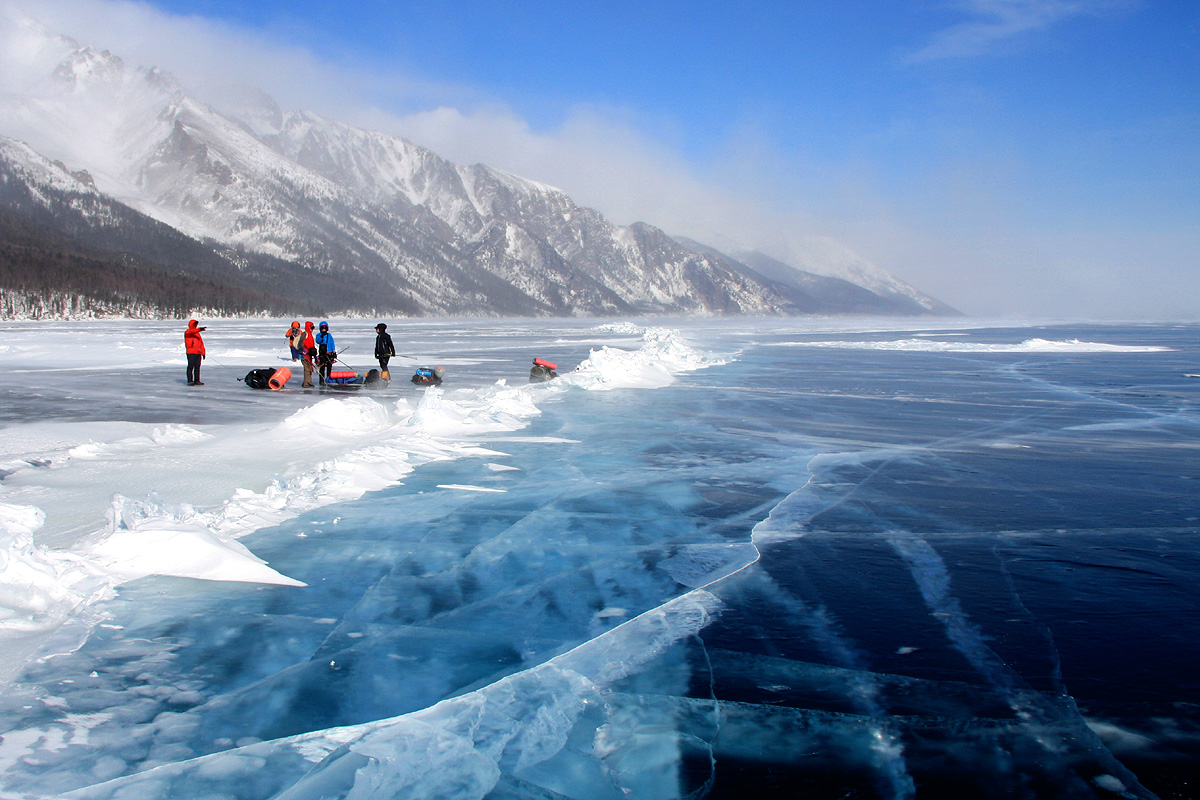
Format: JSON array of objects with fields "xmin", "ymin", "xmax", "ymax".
[
  {"xmin": 203, "ymin": 354, "xmax": 246, "ymax": 384},
  {"xmin": 330, "ymin": 348, "xmax": 358, "ymax": 372}
]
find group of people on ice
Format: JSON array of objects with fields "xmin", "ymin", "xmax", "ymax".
[{"xmin": 184, "ymin": 319, "xmax": 396, "ymax": 387}]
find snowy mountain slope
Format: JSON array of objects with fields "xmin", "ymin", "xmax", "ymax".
[
  {"xmin": 0, "ymin": 11, "xmax": 952, "ymax": 317},
  {"xmin": 241, "ymin": 106, "xmax": 805, "ymax": 315},
  {"xmin": 0, "ymin": 135, "xmax": 416, "ymax": 316},
  {"xmin": 673, "ymin": 235, "xmax": 904, "ymax": 315},
  {"xmin": 0, "ymin": 18, "xmax": 181, "ymax": 213},
  {"xmin": 689, "ymin": 243, "xmax": 959, "ymax": 316},
  {"xmin": 0, "ymin": 137, "xmax": 96, "ymax": 199},
  {"xmin": 0, "ymin": 39, "xmax": 552, "ymax": 313},
  {"xmin": 732, "ymin": 240, "xmax": 956, "ymax": 314}
]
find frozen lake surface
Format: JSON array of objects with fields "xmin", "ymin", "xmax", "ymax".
[{"xmin": 0, "ymin": 318, "xmax": 1197, "ymax": 799}]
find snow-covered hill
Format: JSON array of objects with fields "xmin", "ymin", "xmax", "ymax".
[
  {"xmin": 0, "ymin": 135, "xmax": 404, "ymax": 318},
  {"xmin": 0, "ymin": 11, "xmax": 952, "ymax": 317}
]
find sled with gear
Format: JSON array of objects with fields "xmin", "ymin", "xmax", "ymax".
[
  {"xmin": 323, "ymin": 368, "xmax": 388, "ymax": 390},
  {"xmin": 242, "ymin": 367, "xmax": 292, "ymax": 390},
  {"xmin": 411, "ymin": 366, "xmax": 445, "ymax": 386},
  {"xmin": 529, "ymin": 358, "xmax": 557, "ymax": 382}
]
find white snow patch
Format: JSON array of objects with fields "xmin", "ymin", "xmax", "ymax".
[{"xmin": 776, "ymin": 338, "xmax": 1172, "ymax": 353}]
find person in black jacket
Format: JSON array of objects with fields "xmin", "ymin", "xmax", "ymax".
[{"xmin": 374, "ymin": 323, "xmax": 396, "ymax": 377}]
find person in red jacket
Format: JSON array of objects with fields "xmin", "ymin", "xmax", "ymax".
[
  {"xmin": 185, "ymin": 319, "xmax": 206, "ymax": 386},
  {"xmin": 300, "ymin": 320, "xmax": 317, "ymax": 387}
]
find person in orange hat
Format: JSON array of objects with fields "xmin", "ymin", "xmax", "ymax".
[
  {"xmin": 184, "ymin": 319, "xmax": 206, "ymax": 386},
  {"xmin": 286, "ymin": 320, "xmax": 303, "ymax": 361}
]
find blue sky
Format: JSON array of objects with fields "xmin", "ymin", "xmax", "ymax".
[{"xmin": 10, "ymin": 0, "xmax": 1200, "ymax": 317}]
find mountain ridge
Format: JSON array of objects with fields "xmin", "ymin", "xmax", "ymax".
[{"xmin": 0, "ymin": 12, "xmax": 956, "ymax": 319}]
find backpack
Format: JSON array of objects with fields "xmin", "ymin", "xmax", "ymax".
[
  {"xmin": 529, "ymin": 357, "xmax": 558, "ymax": 383},
  {"xmin": 244, "ymin": 368, "xmax": 276, "ymax": 389},
  {"xmin": 411, "ymin": 366, "xmax": 445, "ymax": 385}
]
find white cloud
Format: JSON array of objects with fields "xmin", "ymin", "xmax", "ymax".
[
  {"xmin": 906, "ymin": 0, "xmax": 1135, "ymax": 62},
  {"xmin": 1, "ymin": 0, "xmax": 465, "ymax": 115}
]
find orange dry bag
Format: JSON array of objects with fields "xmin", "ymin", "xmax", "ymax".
[{"xmin": 269, "ymin": 367, "xmax": 292, "ymax": 390}]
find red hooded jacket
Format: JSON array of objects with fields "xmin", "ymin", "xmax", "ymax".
[
  {"xmin": 302, "ymin": 321, "xmax": 316, "ymax": 351},
  {"xmin": 185, "ymin": 320, "xmax": 206, "ymax": 355}
]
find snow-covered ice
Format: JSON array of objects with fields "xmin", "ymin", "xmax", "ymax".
[
  {"xmin": 1, "ymin": 317, "xmax": 1197, "ymax": 799},
  {"xmin": 0, "ymin": 320, "xmax": 718, "ymax": 636}
]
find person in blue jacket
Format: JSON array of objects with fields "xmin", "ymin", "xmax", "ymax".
[{"xmin": 314, "ymin": 320, "xmax": 336, "ymax": 385}]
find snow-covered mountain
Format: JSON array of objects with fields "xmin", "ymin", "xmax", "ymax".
[
  {"xmin": 732, "ymin": 248, "xmax": 958, "ymax": 316},
  {"xmin": 0, "ymin": 12, "xmax": 953, "ymax": 317},
  {"xmin": 0, "ymin": 134, "xmax": 410, "ymax": 318}
]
